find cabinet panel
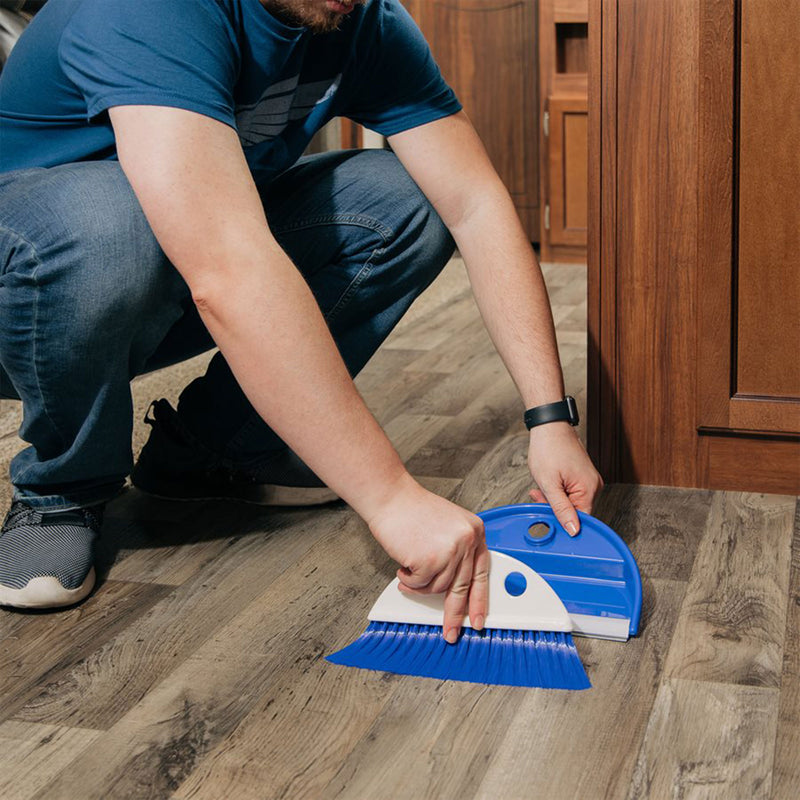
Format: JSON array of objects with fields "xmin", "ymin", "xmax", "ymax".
[
  {"xmin": 736, "ymin": 1, "xmax": 800, "ymax": 400},
  {"xmin": 547, "ymin": 96, "xmax": 587, "ymax": 245},
  {"xmin": 403, "ymin": 0, "xmax": 539, "ymax": 240},
  {"xmin": 539, "ymin": 0, "xmax": 587, "ymax": 261}
]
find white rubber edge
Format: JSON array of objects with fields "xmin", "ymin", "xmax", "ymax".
[
  {"xmin": 570, "ymin": 613, "xmax": 631, "ymax": 641},
  {"xmin": 368, "ymin": 551, "xmax": 573, "ymax": 633},
  {"xmin": 0, "ymin": 567, "xmax": 96, "ymax": 609}
]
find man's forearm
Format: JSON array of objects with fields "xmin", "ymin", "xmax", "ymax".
[
  {"xmin": 193, "ymin": 248, "xmax": 410, "ymax": 521},
  {"xmin": 389, "ymin": 113, "xmax": 565, "ymax": 411},
  {"xmin": 450, "ymin": 190, "xmax": 565, "ymax": 410}
]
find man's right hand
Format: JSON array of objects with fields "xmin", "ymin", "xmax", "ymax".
[{"xmin": 365, "ymin": 474, "xmax": 489, "ymax": 643}]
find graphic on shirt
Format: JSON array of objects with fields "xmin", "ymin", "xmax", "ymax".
[
  {"xmin": 0, "ymin": 0, "xmax": 462, "ymax": 175},
  {"xmin": 236, "ymin": 74, "xmax": 342, "ymax": 147}
]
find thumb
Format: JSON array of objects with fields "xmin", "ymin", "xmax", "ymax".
[{"xmin": 543, "ymin": 484, "xmax": 580, "ymax": 537}]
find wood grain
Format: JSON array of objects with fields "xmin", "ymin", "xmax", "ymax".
[
  {"xmin": 664, "ymin": 492, "xmax": 795, "ymax": 687},
  {"xmin": 772, "ymin": 502, "xmax": 800, "ymax": 800},
  {"xmin": 171, "ymin": 484, "xmax": 457, "ymax": 800},
  {"xmin": 701, "ymin": 435, "xmax": 800, "ymax": 497},
  {"xmin": 616, "ymin": 0, "xmax": 699, "ymax": 487},
  {"xmin": 32, "ymin": 651, "xmax": 286, "ymax": 800},
  {"xmin": 405, "ymin": 373, "xmax": 522, "ymax": 479},
  {"xmin": 453, "ymin": 431, "xmax": 535, "ymax": 512},
  {"xmin": 324, "ymin": 680, "xmax": 523, "ymax": 800},
  {"xmin": 380, "ymin": 293, "xmax": 474, "ymax": 354},
  {"xmin": 402, "ymin": 314, "xmax": 496, "ymax": 378},
  {"xmin": 539, "ymin": 0, "xmax": 589, "ymax": 262},
  {"xmin": 547, "ymin": 96, "xmax": 588, "ymax": 247},
  {"xmin": 0, "ymin": 580, "xmax": 172, "ymax": 725},
  {"xmin": 13, "ymin": 506, "xmax": 329, "ymax": 729},
  {"xmin": 592, "ymin": 484, "xmax": 712, "ymax": 582},
  {"xmin": 586, "ymin": 0, "xmax": 618, "ymax": 481},
  {"xmin": 472, "ymin": 579, "xmax": 687, "ymax": 800},
  {"xmin": 736, "ymin": 1, "xmax": 800, "ymax": 400},
  {"xmin": 0, "ymin": 721, "xmax": 101, "ymax": 800},
  {"xmin": 628, "ymin": 678, "xmax": 780, "ymax": 800}
]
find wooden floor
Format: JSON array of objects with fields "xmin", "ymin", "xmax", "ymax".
[{"xmin": 0, "ymin": 260, "xmax": 797, "ymax": 800}]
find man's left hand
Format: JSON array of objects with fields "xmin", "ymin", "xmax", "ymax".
[{"xmin": 527, "ymin": 422, "xmax": 603, "ymax": 535}]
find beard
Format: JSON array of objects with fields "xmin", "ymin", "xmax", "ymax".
[{"xmin": 260, "ymin": 1, "xmax": 365, "ymax": 34}]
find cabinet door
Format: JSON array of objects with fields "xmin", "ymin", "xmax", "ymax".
[
  {"xmin": 697, "ymin": 0, "xmax": 800, "ymax": 438},
  {"xmin": 546, "ymin": 95, "xmax": 587, "ymax": 246},
  {"xmin": 403, "ymin": 0, "xmax": 539, "ymax": 241},
  {"xmin": 589, "ymin": 0, "xmax": 800, "ymax": 494}
]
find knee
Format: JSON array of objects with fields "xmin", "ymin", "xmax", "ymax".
[{"xmin": 365, "ymin": 150, "xmax": 456, "ymax": 272}]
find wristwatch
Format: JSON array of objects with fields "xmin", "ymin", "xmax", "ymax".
[{"xmin": 524, "ymin": 396, "xmax": 579, "ymax": 430}]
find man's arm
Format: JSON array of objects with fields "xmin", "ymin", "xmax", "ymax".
[
  {"xmin": 389, "ymin": 111, "xmax": 603, "ymax": 533},
  {"xmin": 109, "ymin": 105, "xmax": 489, "ymax": 641}
]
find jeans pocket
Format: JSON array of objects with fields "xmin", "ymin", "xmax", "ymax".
[{"xmin": 323, "ymin": 249, "xmax": 382, "ymax": 326}]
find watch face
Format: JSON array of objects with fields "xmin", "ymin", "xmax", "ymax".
[{"xmin": 565, "ymin": 396, "xmax": 579, "ymax": 425}]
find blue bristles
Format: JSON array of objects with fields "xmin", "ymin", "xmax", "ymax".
[{"xmin": 326, "ymin": 622, "xmax": 591, "ymax": 690}]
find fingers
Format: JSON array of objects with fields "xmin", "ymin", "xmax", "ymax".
[
  {"xmin": 397, "ymin": 559, "xmax": 457, "ymax": 596},
  {"xmin": 570, "ymin": 489, "xmax": 594, "ymax": 515},
  {"xmin": 396, "ymin": 565, "xmax": 434, "ymax": 590},
  {"xmin": 541, "ymin": 482, "xmax": 581, "ymax": 536},
  {"xmin": 442, "ymin": 547, "xmax": 475, "ymax": 643},
  {"xmin": 397, "ymin": 526, "xmax": 488, "ymax": 644},
  {"xmin": 527, "ymin": 424, "xmax": 604, "ymax": 533},
  {"xmin": 533, "ymin": 475, "xmax": 604, "ymax": 529},
  {"xmin": 565, "ymin": 473, "xmax": 604, "ymax": 516},
  {"xmin": 467, "ymin": 539, "xmax": 490, "ymax": 631},
  {"xmin": 529, "ymin": 488, "xmax": 546, "ymax": 503}
]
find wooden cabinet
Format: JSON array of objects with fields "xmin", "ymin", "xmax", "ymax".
[
  {"xmin": 588, "ymin": 0, "xmax": 800, "ymax": 494},
  {"xmin": 539, "ymin": 0, "xmax": 588, "ymax": 262},
  {"xmin": 402, "ymin": 0, "xmax": 540, "ymax": 241},
  {"xmin": 698, "ymin": 0, "xmax": 800, "ymax": 437},
  {"xmin": 546, "ymin": 95, "xmax": 588, "ymax": 247}
]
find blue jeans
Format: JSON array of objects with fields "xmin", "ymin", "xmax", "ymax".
[{"xmin": 0, "ymin": 150, "xmax": 455, "ymax": 510}]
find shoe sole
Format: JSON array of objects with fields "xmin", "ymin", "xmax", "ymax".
[
  {"xmin": 0, "ymin": 567, "xmax": 96, "ymax": 609},
  {"xmin": 132, "ymin": 480, "xmax": 340, "ymax": 507}
]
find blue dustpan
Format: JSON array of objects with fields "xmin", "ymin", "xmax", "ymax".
[
  {"xmin": 326, "ymin": 505, "xmax": 639, "ymax": 689},
  {"xmin": 479, "ymin": 503, "xmax": 642, "ymax": 641}
]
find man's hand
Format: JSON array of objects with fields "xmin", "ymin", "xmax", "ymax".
[
  {"xmin": 527, "ymin": 422, "xmax": 604, "ymax": 535},
  {"xmin": 365, "ymin": 475, "xmax": 489, "ymax": 643}
]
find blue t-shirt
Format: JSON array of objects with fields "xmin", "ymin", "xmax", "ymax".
[{"xmin": 0, "ymin": 0, "xmax": 461, "ymax": 182}]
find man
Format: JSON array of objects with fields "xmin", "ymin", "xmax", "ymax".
[{"xmin": 0, "ymin": 0, "xmax": 602, "ymax": 640}]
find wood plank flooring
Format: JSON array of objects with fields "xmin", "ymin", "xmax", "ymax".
[{"xmin": 1, "ymin": 259, "xmax": 798, "ymax": 799}]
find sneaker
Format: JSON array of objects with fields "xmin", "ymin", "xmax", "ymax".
[
  {"xmin": 131, "ymin": 399, "xmax": 339, "ymax": 506},
  {"xmin": 0, "ymin": 501, "xmax": 103, "ymax": 609}
]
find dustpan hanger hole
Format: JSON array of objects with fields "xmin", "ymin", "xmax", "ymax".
[
  {"xmin": 525, "ymin": 521, "xmax": 554, "ymax": 546},
  {"xmin": 504, "ymin": 571, "xmax": 527, "ymax": 596}
]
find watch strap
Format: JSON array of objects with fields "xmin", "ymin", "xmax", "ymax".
[{"xmin": 524, "ymin": 396, "xmax": 579, "ymax": 430}]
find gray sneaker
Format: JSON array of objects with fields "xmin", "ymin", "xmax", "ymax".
[
  {"xmin": 0, "ymin": 501, "xmax": 102, "ymax": 609},
  {"xmin": 131, "ymin": 399, "xmax": 339, "ymax": 506}
]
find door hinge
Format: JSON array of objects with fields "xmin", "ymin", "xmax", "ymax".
[
  {"xmin": 543, "ymin": 111, "xmax": 549, "ymax": 137},
  {"xmin": 544, "ymin": 203, "xmax": 550, "ymax": 231}
]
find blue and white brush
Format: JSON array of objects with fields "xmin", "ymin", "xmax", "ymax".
[{"xmin": 327, "ymin": 550, "xmax": 591, "ymax": 690}]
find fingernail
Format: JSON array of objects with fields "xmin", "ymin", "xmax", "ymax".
[
  {"xmin": 567, "ymin": 522, "xmax": 578, "ymax": 536},
  {"xmin": 445, "ymin": 628, "xmax": 458, "ymax": 644},
  {"xmin": 474, "ymin": 615, "xmax": 485, "ymax": 631}
]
